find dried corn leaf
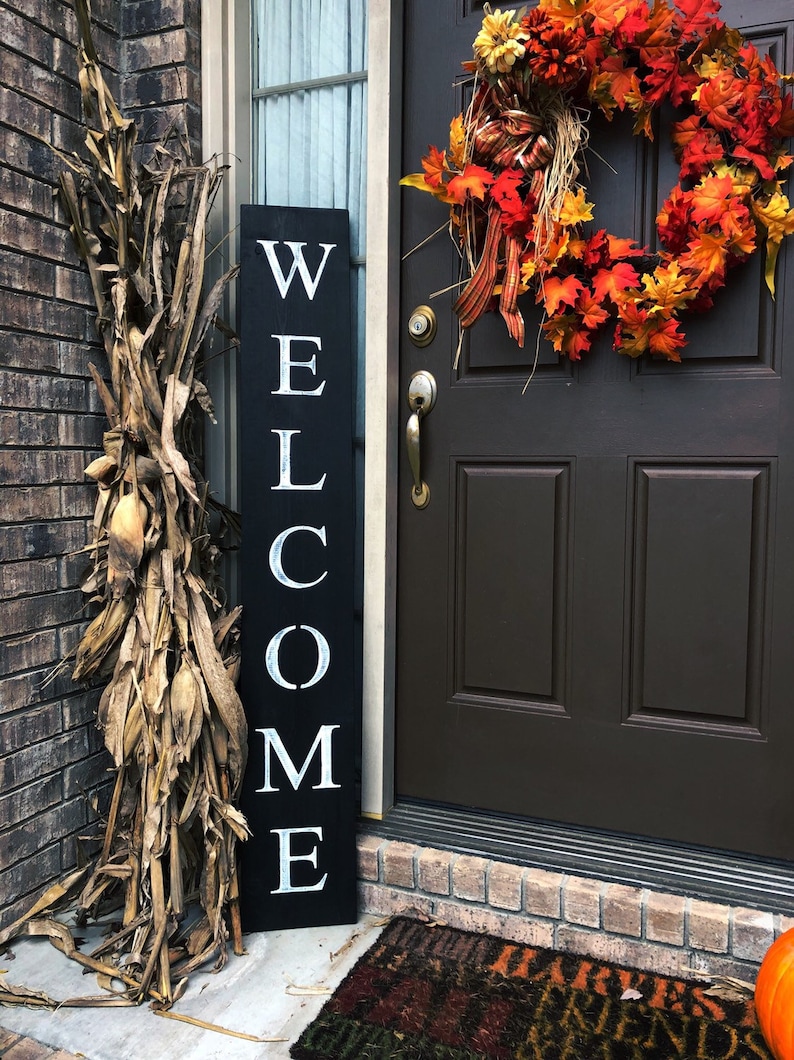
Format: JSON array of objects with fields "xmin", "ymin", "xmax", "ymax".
[
  {"xmin": 0, "ymin": 0, "xmax": 250, "ymax": 1011},
  {"xmin": 0, "ymin": 867, "xmax": 89, "ymax": 949},
  {"xmin": 0, "ymin": 981, "xmax": 59, "ymax": 1009}
]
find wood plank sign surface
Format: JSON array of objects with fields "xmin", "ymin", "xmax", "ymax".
[{"xmin": 238, "ymin": 205, "xmax": 357, "ymax": 931}]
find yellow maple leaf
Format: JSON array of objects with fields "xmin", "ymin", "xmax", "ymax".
[
  {"xmin": 696, "ymin": 55, "xmax": 727, "ymax": 80},
  {"xmin": 752, "ymin": 191, "xmax": 794, "ymax": 295},
  {"xmin": 448, "ymin": 114, "xmax": 466, "ymax": 170},
  {"xmin": 752, "ymin": 191, "xmax": 794, "ymax": 243},
  {"xmin": 558, "ymin": 188, "xmax": 595, "ymax": 227},
  {"xmin": 641, "ymin": 260, "xmax": 697, "ymax": 315},
  {"xmin": 520, "ymin": 259, "xmax": 538, "ymax": 285}
]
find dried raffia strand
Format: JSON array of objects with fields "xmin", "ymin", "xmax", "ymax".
[
  {"xmin": 0, "ymin": 0, "xmax": 248, "ymax": 1009},
  {"xmin": 532, "ymin": 96, "xmax": 587, "ymax": 260}
]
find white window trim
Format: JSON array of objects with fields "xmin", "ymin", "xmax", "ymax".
[{"xmin": 201, "ymin": 0, "xmax": 401, "ymax": 819}]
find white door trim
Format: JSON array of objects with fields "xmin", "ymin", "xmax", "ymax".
[{"xmin": 201, "ymin": 0, "xmax": 402, "ymax": 818}]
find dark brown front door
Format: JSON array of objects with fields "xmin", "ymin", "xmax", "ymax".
[{"xmin": 396, "ymin": 0, "xmax": 794, "ymax": 860}]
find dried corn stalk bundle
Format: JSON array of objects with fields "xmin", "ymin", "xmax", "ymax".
[{"xmin": 0, "ymin": 0, "xmax": 248, "ymax": 1008}]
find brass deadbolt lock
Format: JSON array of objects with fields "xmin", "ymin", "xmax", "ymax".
[{"xmin": 408, "ymin": 305, "xmax": 437, "ymax": 347}]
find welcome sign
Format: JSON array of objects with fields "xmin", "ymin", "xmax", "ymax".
[{"xmin": 238, "ymin": 205, "xmax": 357, "ymax": 932}]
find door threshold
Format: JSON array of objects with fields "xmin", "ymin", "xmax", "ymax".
[{"xmin": 364, "ymin": 801, "xmax": 794, "ymax": 914}]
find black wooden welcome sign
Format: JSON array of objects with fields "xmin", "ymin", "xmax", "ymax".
[{"xmin": 238, "ymin": 205, "xmax": 357, "ymax": 932}]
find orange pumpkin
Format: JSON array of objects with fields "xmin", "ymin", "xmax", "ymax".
[{"xmin": 755, "ymin": 928, "xmax": 794, "ymax": 1059}]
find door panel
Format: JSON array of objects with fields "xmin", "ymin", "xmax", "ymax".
[
  {"xmin": 455, "ymin": 462, "xmax": 571, "ymax": 707},
  {"xmin": 629, "ymin": 464, "xmax": 771, "ymax": 728},
  {"xmin": 397, "ymin": 0, "xmax": 794, "ymax": 859}
]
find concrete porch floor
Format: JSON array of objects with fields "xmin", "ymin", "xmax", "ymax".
[{"xmin": 0, "ymin": 914, "xmax": 384, "ymax": 1059}]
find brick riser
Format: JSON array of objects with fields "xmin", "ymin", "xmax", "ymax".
[{"xmin": 357, "ymin": 835, "xmax": 792, "ymax": 981}]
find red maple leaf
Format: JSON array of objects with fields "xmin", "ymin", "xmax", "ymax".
[
  {"xmin": 657, "ymin": 187, "xmax": 694, "ymax": 254},
  {"xmin": 490, "ymin": 169, "xmax": 536, "ymax": 238},
  {"xmin": 592, "ymin": 261, "xmax": 640, "ymax": 304},
  {"xmin": 490, "ymin": 168, "xmax": 524, "ymax": 210},
  {"xmin": 598, "ymin": 54, "xmax": 639, "ymax": 108},
  {"xmin": 775, "ymin": 93, "xmax": 794, "ymax": 139},
  {"xmin": 732, "ymin": 144, "xmax": 776, "ymax": 183},
  {"xmin": 643, "ymin": 53, "xmax": 686, "ymax": 107},
  {"xmin": 677, "ymin": 125, "xmax": 724, "ymax": 180},
  {"xmin": 583, "ymin": 229, "xmax": 610, "ymax": 268},
  {"xmin": 675, "ymin": 0, "xmax": 722, "ymax": 39}
]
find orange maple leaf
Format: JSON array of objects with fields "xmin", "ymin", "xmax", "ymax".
[
  {"xmin": 680, "ymin": 229, "xmax": 729, "ymax": 285},
  {"xmin": 543, "ymin": 313, "xmax": 594, "ymax": 361},
  {"xmin": 647, "ymin": 316, "xmax": 685, "ymax": 361},
  {"xmin": 540, "ymin": 274, "xmax": 585, "ymax": 315},
  {"xmin": 614, "ymin": 302, "xmax": 652, "ymax": 357},
  {"xmin": 576, "ymin": 291, "xmax": 610, "ymax": 330},
  {"xmin": 447, "ymin": 164, "xmax": 495, "ymax": 203},
  {"xmin": 694, "ymin": 71, "xmax": 744, "ymax": 131},
  {"xmin": 587, "ymin": 0, "xmax": 644, "ymax": 36},
  {"xmin": 632, "ymin": 2, "xmax": 677, "ymax": 62},
  {"xmin": 422, "ymin": 145, "xmax": 448, "ymax": 188},
  {"xmin": 607, "ymin": 234, "xmax": 645, "ymax": 258},
  {"xmin": 725, "ymin": 222, "xmax": 756, "ymax": 258},
  {"xmin": 689, "ymin": 174, "xmax": 734, "ymax": 225},
  {"xmin": 672, "ymin": 113, "xmax": 702, "ymax": 152},
  {"xmin": 624, "ymin": 91, "xmax": 655, "ymax": 140},
  {"xmin": 592, "ymin": 261, "xmax": 640, "ymax": 304}
]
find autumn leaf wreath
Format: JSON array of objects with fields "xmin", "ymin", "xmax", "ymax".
[{"xmin": 401, "ymin": 1, "xmax": 794, "ymax": 362}]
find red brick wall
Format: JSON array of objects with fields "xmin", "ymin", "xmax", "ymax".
[{"xmin": 0, "ymin": 0, "xmax": 201, "ymax": 928}]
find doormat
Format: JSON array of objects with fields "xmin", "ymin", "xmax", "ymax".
[{"xmin": 290, "ymin": 916, "xmax": 770, "ymax": 1059}]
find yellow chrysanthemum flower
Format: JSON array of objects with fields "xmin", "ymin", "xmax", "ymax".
[{"xmin": 474, "ymin": 9, "xmax": 526, "ymax": 74}]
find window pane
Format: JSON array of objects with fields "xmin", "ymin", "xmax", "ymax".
[{"xmin": 254, "ymin": 0, "xmax": 367, "ymax": 88}]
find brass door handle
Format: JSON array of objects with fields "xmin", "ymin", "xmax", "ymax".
[{"xmin": 406, "ymin": 370, "xmax": 437, "ymax": 509}]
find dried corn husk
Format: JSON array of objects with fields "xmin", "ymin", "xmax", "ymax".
[
  {"xmin": 1, "ymin": 0, "xmax": 247, "ymax": 1011},
  {"xmin": 107, "ymin": 493, "xmax": 147, "ymax": 575},
  {"xmin": 85, "ymin": 454, "xmax": 117, "ymax": 481}
]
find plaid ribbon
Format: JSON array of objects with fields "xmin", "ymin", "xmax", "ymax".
[
  {"xmin": 473, "ymin": 109, "xmax": 552, "ymax": 176},
  {"xmin": 454, "ymin": 204, "xmax": 502, "ymax": 329},
  {"xmin": 454, "ymin": 87, "xmax": 556, "ymax": 348},
  {"xmin": 499, "ymin": 234, "xmax": 524, "ymax": 347}
]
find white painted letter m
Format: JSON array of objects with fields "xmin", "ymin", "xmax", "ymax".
[{"xmin": 255, "ymin": 724, "xmax": 341, "ymax": 792}]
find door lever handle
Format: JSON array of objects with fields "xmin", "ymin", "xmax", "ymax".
[{"xmin": 405, "ymin": 370, "xmax": 437, "ymax": 509}]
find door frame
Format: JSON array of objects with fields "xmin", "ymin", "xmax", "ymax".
[
  {"xmin": 359, "ymin": 0, "xmax": 404, "ymax": 818},
  {"xmin": 201, "ymin": 0, "xmax": 403, "ymax": 818}
]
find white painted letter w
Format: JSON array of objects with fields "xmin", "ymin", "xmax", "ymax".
[{"xmin": 258, "ymin": 240, "xmax": 337, "ymax": 301}]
